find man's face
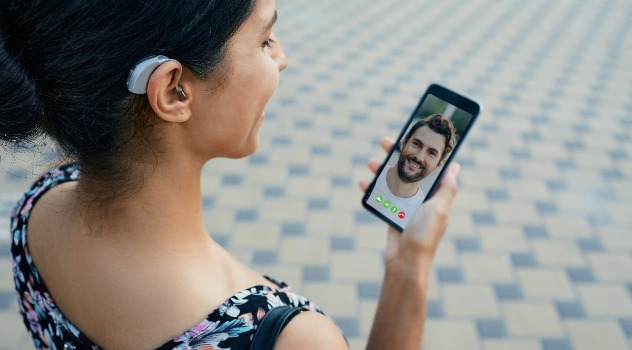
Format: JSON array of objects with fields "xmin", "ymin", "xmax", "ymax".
[{"xmin": 397, "ymin": 125, "xmax": 446, "ymax": 183}]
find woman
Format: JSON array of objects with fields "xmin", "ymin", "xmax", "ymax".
[{"xmin": 0, "ymin": 0, "xmax": 459, "ymax": 349}]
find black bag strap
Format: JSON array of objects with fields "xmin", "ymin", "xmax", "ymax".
[{"xmin": 250, "ymin": 306, "xmax": 303, "ymax": 350}]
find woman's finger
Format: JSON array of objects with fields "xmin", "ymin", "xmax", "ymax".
[
  {"xmin": 359, "ymin": 136, "xmax": 396, "ymax": 192},
  {"xmin": 381, "ymin": 137, "xmax": 395, "ymax": 153},
  {"xmin": 425, "ymin": 162, "xmax": 460, "ymax": 208},
  {"xmin": 367, "ymin": 158, "xmax": 381, "ymax": 174}
]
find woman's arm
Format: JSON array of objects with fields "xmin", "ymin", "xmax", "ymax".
[
  {"xmin": 276, "ymin": 138, "xmax": 459, "ymax": 349},
  {"xmin": 367, "ymin": 162, "xmax": 459, "ymax": 349},
  {"xmin": 366, "ymin": 255, "xmax": 431, "ymax": 349}
]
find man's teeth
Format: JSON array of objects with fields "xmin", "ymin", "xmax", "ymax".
[{"xmin": 408, "ymin": 159, "xmax": 420, "ymax": 168}]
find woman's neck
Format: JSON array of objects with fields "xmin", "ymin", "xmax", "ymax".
[{"xmin": 74, "ymin": 155, "xmax": 209, "ymax": 251}]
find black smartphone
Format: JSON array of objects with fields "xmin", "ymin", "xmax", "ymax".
[{"xmin": 362, "ymin": 83, "xmax": 481, "ymax": 232}]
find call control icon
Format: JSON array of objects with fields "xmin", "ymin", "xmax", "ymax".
[
  {"xmin": 398, "ymin": 212, "xmax": 406, "ymax": 219},
  {"xmin": 384, "ymin": 201, "xmax": 390, "ymax": 208},
  {"xmin": 376, "ymin": 195, "xmax": 383, "ymax": 203},
  {"xmin": 391, "ymin": 206, "xmax": 398, "ymax": 213}
]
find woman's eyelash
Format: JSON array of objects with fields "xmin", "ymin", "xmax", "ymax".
[{"xmin": 262, "ymin": 37, "xmax": 276, "ymax": 48}]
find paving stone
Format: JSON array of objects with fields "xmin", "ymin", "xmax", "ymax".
[
  {"xmin": 567, "ymin": 321, "xmax": 630, "ymax": 350},
  {"xmin": 303, "ymin": 266, "xmax": 330, "ymax": 282},
  {"xmin": 2, "ymin": 0, "xmax": 632, "ymax": 348},
  {"xmin": 423, "ymin": 321, "xmax": 479, "ymax": 350},
  {"xmin": 555, "ymin": 301, "xmax": 586, "ymax": 319},
  {"xmin": 426, "ymin": 300, "xmax": 445, "ymax": 319},
  {"xmin": 476, "ymin": 319, "xmax": 507, "ymax": 338},
  {"xmin": 494, "ymin": 284, "xmax": 524, "ymax": 301},
  {"xmin": 461, "ymin": 253, "xmax": 515, "ymax": 283},
  {"xmin": 503, "ymin": 302, "xmax": 565, "ymax": 337},
  {"xmin": 578, "ymin": 285, "xmax": 632, "ymax": 317},
  {"xmin": 541, "ymin": 338, "xmax": 574, "ymax": 350},
  {"xmin": 518, "ymin": 269, "xmax": 576, "ymax": 300},
  {"xmin": 436, "ymin": 267, "xmax": 464, "ymax": 283},
  {"xmin": 443, "ymin": 285, "xmax": 500, "ymax": 318},
  {"xmin": 252, "ymin": 250, "xmax": 277, "ymax": 265}
]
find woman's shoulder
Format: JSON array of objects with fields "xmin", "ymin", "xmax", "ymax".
[
  {"xmin": 158, "ymin": 277, "xmax": 332, "ymax": 349},
  {"xmin": 9, "ymin": 161, "xmax": 84, "ymax": 349},
  {"xmin": 275, "ymin": 311, "xmax": 349, "ymax": 350},
  {"xmin": 10, "ymin": 161, "xmax": 80, "ymax": 282},
  {"xmin": 11, "ymin": 162, "xmax": 79, "ymax": 222}
]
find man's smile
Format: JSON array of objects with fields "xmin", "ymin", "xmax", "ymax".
[{"xmin": 405, "ymin": 157, "xmax": 423, "ymax": 171}]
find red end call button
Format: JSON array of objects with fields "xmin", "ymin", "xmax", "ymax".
[{"xmin": 398, "ymin": 212, "xmax": 406, "ymax": 219}]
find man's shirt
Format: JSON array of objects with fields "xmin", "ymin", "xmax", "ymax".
[{"xmin": 367, "ymin": 166, "xmax": 426, "ymax": 229}]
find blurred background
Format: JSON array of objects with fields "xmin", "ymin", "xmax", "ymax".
[{"xmin": 1, "ymin": 0, "xmax": 631, "ymax": 348}]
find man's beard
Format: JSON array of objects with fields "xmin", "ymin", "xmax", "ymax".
[{"xmin": 397, "ymin": 154, "xmax": 428, "ymax": 183}]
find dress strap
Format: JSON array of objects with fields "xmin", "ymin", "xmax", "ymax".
[{"xmin": 10, "ymin": 163, "xmax": 80, "ymax": 283}]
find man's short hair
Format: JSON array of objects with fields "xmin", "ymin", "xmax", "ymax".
[{"xmin": 402, "ymin": 114, "xmax": 457, "ymax": 161}]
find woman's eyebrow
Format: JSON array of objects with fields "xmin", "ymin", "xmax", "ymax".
[{"xmin": 265, "ymin": 10, "xmax": 278, "ymax": 31}]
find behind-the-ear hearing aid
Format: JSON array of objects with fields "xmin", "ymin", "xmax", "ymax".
[
  {"xmin": 127, "ymin": 55, "xmax": 171, "ymax": 94},
  {"xmin": 128, "ymin": 55, "xmax": 186, "ymax": 99}
]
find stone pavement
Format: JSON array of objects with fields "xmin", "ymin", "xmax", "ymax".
[{"xmin": 1, "ymin": 0, "xmax": 632, "ymax": 349}]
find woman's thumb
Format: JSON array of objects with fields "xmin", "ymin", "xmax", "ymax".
[{"xmin": 429, "ymin": 163, "xmax": 460, "ymax": 205}]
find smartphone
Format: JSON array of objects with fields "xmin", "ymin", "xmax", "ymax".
[{"xmin": 362, "ymin": 83, "xmax": 481, "ymax": 232}]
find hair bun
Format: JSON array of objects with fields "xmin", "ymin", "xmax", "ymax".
[{"xmin": 0, "ymin": 35, "xmax": 45, "ymax": 144}]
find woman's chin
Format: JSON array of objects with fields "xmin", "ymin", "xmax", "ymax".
[{"xmin": 226, "ymin": 138, "xmax": 259, "ymax": 159}]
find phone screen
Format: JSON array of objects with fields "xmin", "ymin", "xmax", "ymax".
[{"xmin": 363, "ymin": 84, "xmax": 480, "ymax": 231}]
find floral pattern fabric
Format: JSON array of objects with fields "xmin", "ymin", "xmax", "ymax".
[{"xmin": 11, "ymin": 164, "xmax": 331, "ymax": 349}]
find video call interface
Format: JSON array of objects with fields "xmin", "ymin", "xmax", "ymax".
[{"xmin": 365, "ymin": 94, "xmax": 474, "ymax": 230}]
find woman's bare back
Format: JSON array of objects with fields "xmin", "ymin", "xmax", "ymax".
[{"xmin": 27, "ymin": 180, "xmax": 275, "ymax": 349}]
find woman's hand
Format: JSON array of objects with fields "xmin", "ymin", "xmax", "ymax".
[
  {"xmin": 358, "ymin": 137, "xmax": 396, "ymax": 193},
  {"xmin": 362, "ymin": 136, "xmax": 460, "ymax": 350},
  {"xmin": 388, "ymin": 162, "xmax": 459, "ymax": 271},
  {"xmin": 360, "ymin": 137, "xmax": 460, "ymax": 271}
]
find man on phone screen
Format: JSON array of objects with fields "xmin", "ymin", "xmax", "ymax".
[{"xmin": 370, "ymin": 114, "xmax": 457, "ymax": 227}]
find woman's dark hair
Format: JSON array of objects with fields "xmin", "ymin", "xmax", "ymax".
[{"xmin": 0, "ymin": 0, "xmax": 254, "ymax": 200}]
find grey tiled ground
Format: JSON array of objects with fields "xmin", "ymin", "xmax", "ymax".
[{"xmin": 2, "ymin": 0, "xmax": 632, "ymax": 349}]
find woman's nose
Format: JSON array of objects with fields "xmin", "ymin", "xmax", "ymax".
[{"xmin": 272, "ymin": 34, "xmax": 288, "ymax": 72}]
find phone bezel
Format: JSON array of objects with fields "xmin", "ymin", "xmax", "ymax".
[{"xmin": 361, "ymin": 83, "xmax": 481, "ymax": 232}]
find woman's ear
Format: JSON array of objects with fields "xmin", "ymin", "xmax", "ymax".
[{"xmin": 145, "ymin": 60, "xmax": 192, "ymax": 123}]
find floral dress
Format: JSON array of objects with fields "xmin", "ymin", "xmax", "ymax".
[{"xmin": 10, "ymin": 164, "xmax": 332, "ymax": 349}]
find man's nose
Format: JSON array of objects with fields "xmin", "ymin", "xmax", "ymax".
[{"xmin": 416, "ymin": 153, "xmax": 430, "ymax": 167}]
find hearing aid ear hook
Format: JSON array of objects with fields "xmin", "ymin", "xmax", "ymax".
[{"xmin": 127, "ymin": 55, "xmax": 185, "ymax": 97}]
